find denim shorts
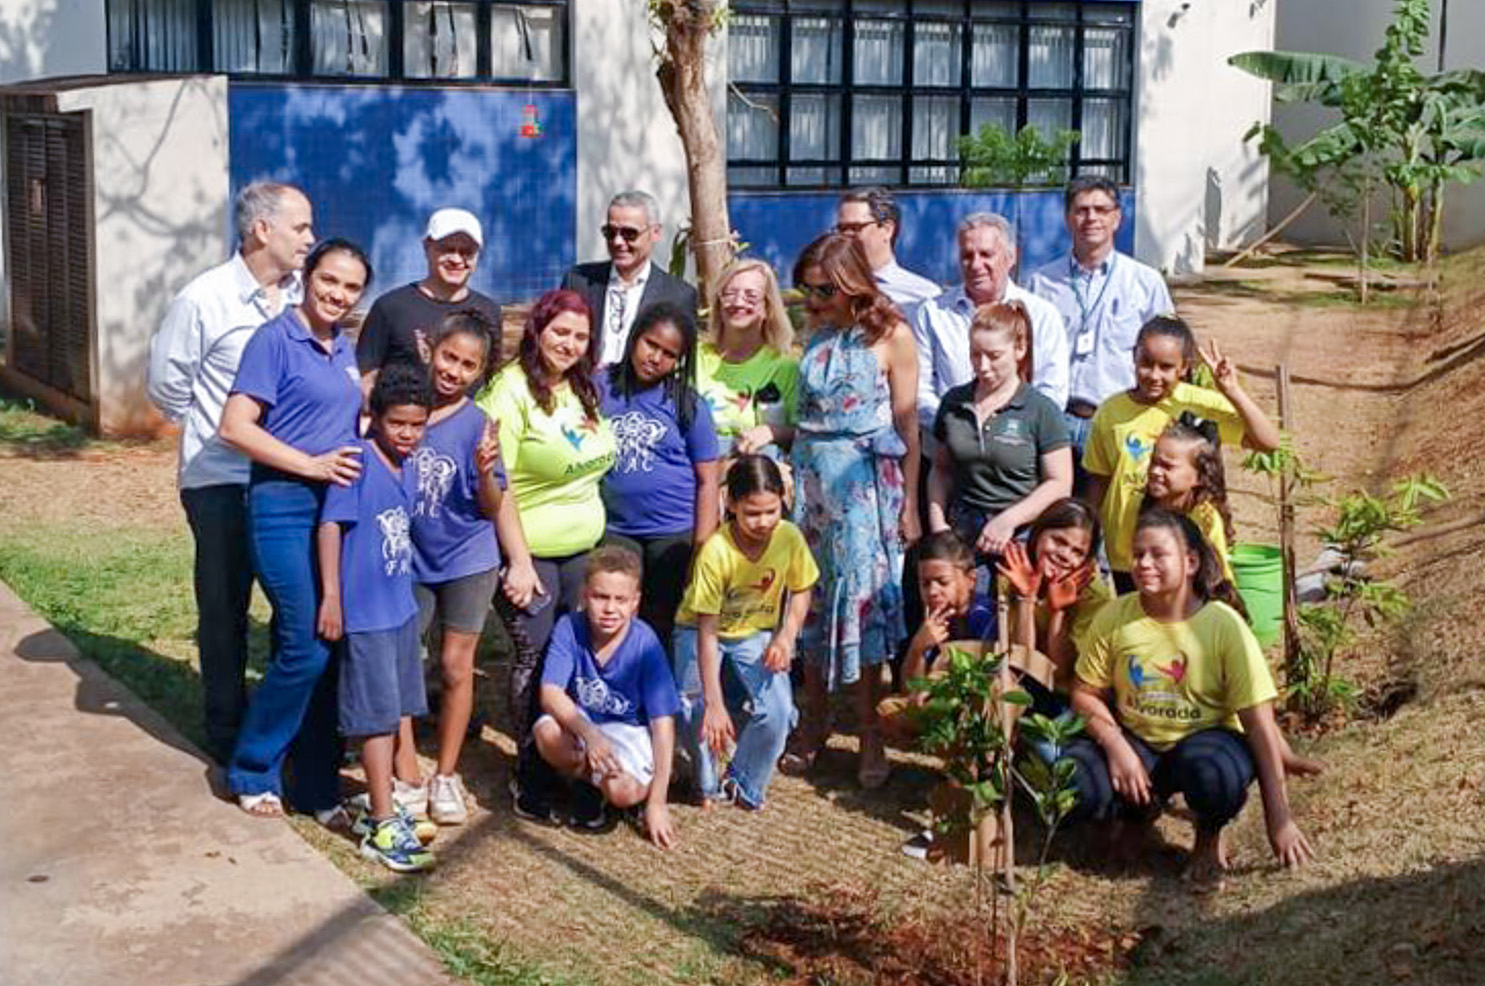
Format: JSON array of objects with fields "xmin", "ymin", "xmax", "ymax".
[
  {"xmin": 339, "ymin": 616, "xmax": 428, "ymax": 737},
  {"xmin": 416, "ymin": 567, "xmax": 501, "ymax": 635}
]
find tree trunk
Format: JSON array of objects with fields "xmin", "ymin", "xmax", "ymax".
[{"xmin": 655, "ymin": 1, "xmax": 733, "ymax": 301}]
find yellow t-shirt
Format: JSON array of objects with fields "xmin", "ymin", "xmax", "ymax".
[
  {"xmin": 1075, "ymin": 594, "xmax": 1277, "ymax": 750},
  {"xmin": 1084, "ymin": 383, "xmax": 1244, "ymax": 572},
  {"xmin": 695, "ymin": 342, "xmax": 799, "ymax": 448},
  {"xmin": 1189, "ymin": 500, "xmax": 1236, "ymax": 584},
  {"xmin": 676, "ymin": 520, "xmax": 820, "ymax": 639},
  {"xmin": 1034, "ymin": 573, "xmax": 1114, "ymax": 662},
  {"xmin": 475, "ymin": 364, "xmax": 616, "ymax": 557}
]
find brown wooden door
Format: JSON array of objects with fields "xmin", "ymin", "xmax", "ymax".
[{"xmin": 6, "ymin": 112, "xmax": 93, "ymax": 403}]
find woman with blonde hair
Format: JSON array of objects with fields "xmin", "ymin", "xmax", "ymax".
[{"xmin": 697, "ymin": 258, "xmax": 800, "ymax": 458}]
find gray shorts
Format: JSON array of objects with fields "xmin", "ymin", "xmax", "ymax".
[{"xmin": 416, "ymin": 567, "xmax": 501, "ymax": 636}]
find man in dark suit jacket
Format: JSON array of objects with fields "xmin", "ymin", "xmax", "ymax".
[{"xmin": 562, "ymin": 189, "xmax": 698, "ymax": 366}]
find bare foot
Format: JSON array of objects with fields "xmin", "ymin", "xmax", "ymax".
[
  {"xmin": 1183, "ymin": 828, "xmax": 1230, "ymax": 894},
  {"xmin": 1283, "ymin": 748, "xmax": 1325, "ymax": 778}
]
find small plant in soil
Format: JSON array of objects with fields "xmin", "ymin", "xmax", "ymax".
[
  {"xmin": 912, "ymin": 643, "xmax": 1084, "ymax": 986},
  {"xmin": 1289, "ymin": 474, "xmax": 1449, "ymax": 722}
]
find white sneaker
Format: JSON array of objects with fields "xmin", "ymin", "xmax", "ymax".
[
  {"xmin": 428, "ymin": 773, "xmax": 469, "ymax": 825},
  {"xmin": 393, "ymin": 777, "xmax": 429, "ymax": 819}
]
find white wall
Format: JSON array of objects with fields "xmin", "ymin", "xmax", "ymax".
[
  {"xmin": 58, "ymin": 76, "xmax": 230, "ymax": 435},
  {"xmin": 1270, "ymin": 0, "xmax": 1485, "ymax": 250},
  {"xmin": 1134, "ymin": 0, "xmax": 1276, "ymax": 275},
  {"xmin": 0, "ymin": 0, "xmax": 106, "ymax": 83},
  {"xmin": 571, "ymin": 0, "xmax": 693, "ymax": 269}
]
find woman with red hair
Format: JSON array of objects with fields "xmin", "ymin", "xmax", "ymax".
[{"xmin": 477, "ymin": 288, "xmax": 616, "ymax": 822}]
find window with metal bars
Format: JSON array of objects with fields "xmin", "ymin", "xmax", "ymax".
[
  {"xmin": 106, "ymin": 0, "xmax": 568, "ymax": 84},
  {"xmin": 727, "ymin": 0, "xmax": 1136, "ymax": 189}
]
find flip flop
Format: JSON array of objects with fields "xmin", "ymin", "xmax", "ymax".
[{"xmin": 237, "ymin": 791, "xmax": 284, "ymax": 818}]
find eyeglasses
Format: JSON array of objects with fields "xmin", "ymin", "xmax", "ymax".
[
  {"xmin": 835, "ymin": 220, "xmax": 880, "ymax": 236},
  {"xmin": 602, "ymin": 223, "xmax": 651, "ymax": 244},
  {"xmin": 800, "ymin": 282, "xmax": 839, "ymax": 299},
  {"xmin": 1072, "ymin": 204, "xmax": 1119, "ymax": 218},
  {"xmin": 721, "ymin": 288, "xmax": 764, "ymax": 306}
]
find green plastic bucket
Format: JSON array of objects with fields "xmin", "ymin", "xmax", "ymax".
[{"xmin": 1230, "ymin": 543, "xmax": 1283, "ymax": 646}]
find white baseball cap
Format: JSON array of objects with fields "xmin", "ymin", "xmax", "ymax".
[{"xmin": 425, "ymin": 207, "xmax": 483, "ymax": 248}]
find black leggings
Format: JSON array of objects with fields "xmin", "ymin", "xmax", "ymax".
[
  {"xmin": 1064, "ymin": 727, "xmax": 1255, "ymax": 833},
  {"xmin": 603, "ymin": 530, "xmax": 693, "ymax": 653},
  {"xmin": 501, "ymin": 551, "xmax": 590, "ymax": 751}
]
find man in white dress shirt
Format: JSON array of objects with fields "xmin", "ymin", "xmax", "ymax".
[
  {"xmin": 835, "ymin": 187, "xmax": 940, "ymax": 319},
  {"xmin": 911, "ymin": 213, "xmax": 1070, "ymax": 437},
  {"xmin": 147, "ymin": 181, "xmax": 314, "ymax": 763},
  {"xmin": 1027, "ymin": 175, "xmax": 1173, "ymax": 456}
]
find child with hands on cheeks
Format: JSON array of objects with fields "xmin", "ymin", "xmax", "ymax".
[{"xmin": 533, "ymin": 546, "xmax": 681, "ymax": 847}]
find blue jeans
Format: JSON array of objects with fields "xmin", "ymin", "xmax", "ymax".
[
  {"xmin": 1063, "ymin": 410, "xmax": 1093, "ymax": 497},
  {"xmin": 227, "ymin": 477, "xmax": 341, "ymax": 810},
  {"xmin": 180, "ymin": 483, "xmax": 254, "ymax": 762},
  {"xmin": 672, "ymin": 626, "xmax": 796, "ymax": 808}
]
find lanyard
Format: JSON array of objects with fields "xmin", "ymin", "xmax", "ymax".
[{"xmin": 1070, "ymin": 253, "xmax": 1115, "ymax": 343}]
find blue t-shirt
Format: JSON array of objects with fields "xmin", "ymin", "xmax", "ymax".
[
  {"xmin": 231, "ymin": 309, "xmax": 361, "ymax": 456},
  {"xmin": 321, "ymin": 440, "xmax": 419, "ymax": 634},
  {"xmin": 923, "ymin": 592, "xmax": 997, "ymax": 670},
  {"xmin": 540, "ymin": 613, "xmax": 681, "ymax": 728},
  {"xmin": 409, "ymin": 400, "xmax": 506, "ymax": 584},
  {"xmin": 598, "ymin": 375, "xmax": 720, "ymax": 538}
]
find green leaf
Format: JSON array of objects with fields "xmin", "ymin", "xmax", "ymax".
[
  {"xmin": 1002, "ymin": 688, "xmax": 1033, "ymax": 707},
  {"xmin": 1228, "ymin": 50, "xmax": 1367, "ymax": 99}
]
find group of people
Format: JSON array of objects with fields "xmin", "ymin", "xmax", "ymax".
[{"xmin": 147, "ymin": 177, "xmax": 1313, "ymax": 889}]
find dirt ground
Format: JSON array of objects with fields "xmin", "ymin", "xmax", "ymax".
[{"xmin": 2, "ymin": 248, "xmax": 1483, "ymax": 985}]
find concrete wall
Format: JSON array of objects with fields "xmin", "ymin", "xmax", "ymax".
[
  {"xmin": 1134, "ymin": 0, "xmax": 1276, "ymax": 275},
  {"xmin": 571, "ymin": 0, "xmax": 693, "ymax": 268},
  {"xmin": 58, "ymin": 76, "xmax": 229, "ymax": 435},
  {"xmin": 1270, "ymin": 0, "xmax": 1485, "ymax": 251},
  {"xmin": 0, "ymin": 0, "xmax": 105, "ymax": 83}
]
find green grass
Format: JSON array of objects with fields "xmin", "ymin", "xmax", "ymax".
[{"xmin": 0, "ymin": 397, "xmax": 90, "ymax": 453}]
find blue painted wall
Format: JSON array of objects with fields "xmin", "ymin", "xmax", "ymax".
[
  {"xmin": 228, "ymin": 83, "xmax": 577, "ymax": 305},
  {"xmin": 729, "ymin": 188, "xmax": 1137, "ymax": 289}
]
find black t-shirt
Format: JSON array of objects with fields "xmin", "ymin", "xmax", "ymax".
[
  {"xmin": 933, "ymin": 381, "xmax": 1070, "ymax": 516},
  {"xmin": 354, "ymin": 283, "xmax": 502, "ymax": 372}
]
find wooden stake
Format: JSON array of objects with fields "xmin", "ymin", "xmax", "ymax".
[{"xmin": 1276, "ymin": 363, "xmax": 1302, "ymax": 671}]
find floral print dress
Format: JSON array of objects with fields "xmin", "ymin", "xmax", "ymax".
[{"xmin": 791, "ymin": 326, "xmax": 907, "ymax": 688}]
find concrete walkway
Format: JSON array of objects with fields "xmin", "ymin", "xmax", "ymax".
[{"xmin": 0, "ymin": 581, "xmax": 454, "ymax": 986}]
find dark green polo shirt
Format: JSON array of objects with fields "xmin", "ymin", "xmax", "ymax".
[{"xmin": 933, "ymin": 381, "xmax": 1070, "ymax": 516}]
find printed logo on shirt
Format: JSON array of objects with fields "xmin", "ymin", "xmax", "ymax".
[
  {"xmin": 1123, "ymin": 433, "xmax": 1150, "ymax": 464},
  {"xmin": 728, "ymin": 386, "xmax": 754, "ymax": 413},
  {"xmin": 561, "ymin": 415, "xmax": 602, "ymax": 450},
  {"xmin": 748, "ymin": 568, "xmax": 777, "ymax": 594},
  {"xmin": 993, "ymin": 418, "xmax": 1028, "ymax": 446},
  {"xmin": 611, "ymin": 410, "xmax": 668, "ymax": 473},
  {"xmin": 1125, "ymin": 652, "xmax": 1201, "ymax": 721},
  {"xmin": 410, "ymin": 446, "xmax": 458, "ymax": 518},
  {"xmin": 376, "ymin": 506, "xmax": 413, "ymax": 576},
  {"xmin": 575, "ymin": 675, "xmax": 633, "ymax": 719}
]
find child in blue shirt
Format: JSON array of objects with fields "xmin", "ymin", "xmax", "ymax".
[
  {"xmin": 533, "ymin": 546, "xmax": 682, "ymax": 848},
  {"xmin": 317, "ymin": 363, "xmax": 436, "ymax": 873},
  {"xmin": 599, "ymin": 302, "xmax": 721, "ymax": 651}
]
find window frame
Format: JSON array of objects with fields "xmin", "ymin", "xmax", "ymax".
[
  {"xmin": 105, "ymin": 0, "xmax": 572, "ymax": 87},
  {"xmin": 728, "ymin": 0, "xmax": 1137, "ymax": 190}
]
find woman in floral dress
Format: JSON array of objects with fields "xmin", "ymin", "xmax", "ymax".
[{"xmin": 784, "ymin": 233, "xmax": 920, "ymax": 788}]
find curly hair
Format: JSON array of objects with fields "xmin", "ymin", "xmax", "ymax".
[
  {"xmin": 1143, "ymin": 420, "xmax": 1235, "ymax": 548},
  {"xmin": 791, "ymin": 233, "xmax": 905, "ymax": 346},
  {"xmin": 515, "ymin": 288, "xmax": 600, "ymax": 421}
]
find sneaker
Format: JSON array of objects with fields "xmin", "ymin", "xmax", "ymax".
[
  {"xmin": 349, "ymin": 798, "xmax": 437, "ymax": 846},
  {"xmin": 393, "ymin": 778, "xmax": 429, "ymax": 819},
  {"xmin": 509, "ymin": 778, "xmax": 563, "ymax": 827},
  {"xmin": 359, "ymin": 816, "xmax": 435, "ymax": 873},
  {"xmin": 568, "ymin": 781, "xmax": 615, "ymax": 834},
  {"xmin": 901, "ymin": 829, "xmax": 935, "ymax": 861},
  {"xmin": 428, "ymin": 773, "xmax": 470, "ymax": 825}
]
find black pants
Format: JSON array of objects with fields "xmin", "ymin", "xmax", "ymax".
[
  {"xmin": 181, "ymin": 483, "xmax": 254, "ymax": 763},
  {"xmin": 1064, "ymin": 727, "xmax": 1255, "ymax": 833},
  {"xmin": 603, "ymin": 530, "xmax": 693, "ymax": 653}
]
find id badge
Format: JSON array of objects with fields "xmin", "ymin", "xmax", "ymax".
[{"xmin": 1073, "ymin": 324, "xmax": 1096, "ymax": 358}]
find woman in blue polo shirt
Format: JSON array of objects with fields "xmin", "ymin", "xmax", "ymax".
[
  {"xmin": 599, "ymin": 301, "xmax": 720, "ymax": 651},
  {"xmin": 219, "ymin": 238, "xmax": 372, "ymax": 819},
  {"xmin": 926, "ymin": 300, "xmax": 1073, "ymax": 560}
]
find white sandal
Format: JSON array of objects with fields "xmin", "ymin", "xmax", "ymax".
[{"xmin": 237, "ymin": 791, "xmax": 284, "ymax": 817}]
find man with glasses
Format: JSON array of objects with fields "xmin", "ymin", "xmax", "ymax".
[
  {"xmin": 356, "ymin": 207, "xmax": 502, "ymax": 394},
  {"xmin": 836, "ymin": 187, "xmax": 940, "ymax": 318},
  {"xmin": 1027, "ymin": 176, "xmax": 1173, "ymax": 455},
  {"xmin": 562, "ymin": 190, "xmax": 698, "ymax": 366}
]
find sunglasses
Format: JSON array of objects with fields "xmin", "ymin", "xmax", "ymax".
[
  {"xmin": 835, "ymin": 220, "xmax": 880, "ymax": 236},
  {"xmin": 801, "ymin": 282, "xmax": 839, "ymax": 299},
  {"xmin": 601, "ymin": 223, "xmax": 650, "ymax": 244}
]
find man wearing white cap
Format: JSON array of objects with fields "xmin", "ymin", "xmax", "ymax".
[{"xmin": 356, "ymin": 207, "xmax": 502, "ymax": 391}]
